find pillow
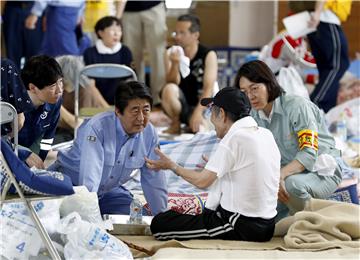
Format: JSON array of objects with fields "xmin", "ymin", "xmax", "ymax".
[
  {"xmin": 144, "ymin": 193, "xmax": 208, "ymax": 216},
  {"xmin": 328, "ymin": 184, "xmax": 359, "ymax": 204},
  {"xmin": 1, "ymin": 140, "xmax": 74, "ymax": 195}
]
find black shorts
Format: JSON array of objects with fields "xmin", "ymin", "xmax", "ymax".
[
  {"xmin": 151, "ymin": 205, "xmax": 276, "ymax": 242},
  {"xmin": 178, "ymin": 89, "xmax": 195, "ymax": 124}
]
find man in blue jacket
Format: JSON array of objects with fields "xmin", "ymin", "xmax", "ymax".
[
  {"xmin": 18, "ymin": 55, "xmax": 63, "ymax": 168},
  {"xmin": 49, "ymin": 81, "xmax": 168, "ymax": 215}
]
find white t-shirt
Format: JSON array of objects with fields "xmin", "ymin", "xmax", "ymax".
[
  {"xmin": 319, "ymin": 10, "xmax": 341, "ymax": 25},
  {"xmin": 205, "ymin": 116, "xmax": 281, "ymax": 219}
]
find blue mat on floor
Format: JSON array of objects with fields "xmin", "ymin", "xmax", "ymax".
[{"xmin": 328, "ymin": 183, "xmax": 359, "ymax": 204}]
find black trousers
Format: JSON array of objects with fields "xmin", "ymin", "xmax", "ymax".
[
  {"xmin": 308, "ymin": 22, "xmax": 350, "ymax": 112},
  {"xmin": 151, "ymin": 205, "xmax": 275, "ymax": 241}
]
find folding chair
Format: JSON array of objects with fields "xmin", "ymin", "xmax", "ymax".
[
  {"xmin": 74, "ymin": 63, "xmax": 137, "ymax": 135},
  {"xmin": 0, "ymin": 102, "xmax": 18, "ymax": 155},
  {"xmin": 0, "ymin": 102, "xmax": 61, "ymax": 260}
]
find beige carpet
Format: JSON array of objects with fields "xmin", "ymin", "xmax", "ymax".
[{"xmin": 116, "ymin": 199, "xmax": 360, "ymax": 258}]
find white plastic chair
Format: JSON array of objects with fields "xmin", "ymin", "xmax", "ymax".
[
  {"xmin": 74, "ymin": 64, "xmax": 137, "ymax": 135},
  {"xmin": 0, "ymin": 102, "xmax": 61, "ymax": 260}
]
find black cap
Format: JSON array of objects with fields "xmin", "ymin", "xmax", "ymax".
[{"xmin": 200, "ymin": 87, "xmax": 251, "ymax": 117}]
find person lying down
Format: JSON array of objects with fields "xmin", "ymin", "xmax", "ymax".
[{"xmin": 145, "ymin": 87, "xmax": 281, "ymax": 242}]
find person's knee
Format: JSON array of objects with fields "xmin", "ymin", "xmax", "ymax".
[
  {"xmin": 161, "ymin": 83, "xmax": 181, "ymax": 111},
  {"xmin": 284, "ymin": 176, "xmax": 314, "ymax": 213},
  {"xmin": 150, "ymin": 211, "xmax": 168, "ymax": 233},
  {"xmin": 284, "ymin": 176, "xmax": 311, "ymax": 200},
  {"xmin": 161, "ymin": 83, "xmax": 178, "ymax": 99}
]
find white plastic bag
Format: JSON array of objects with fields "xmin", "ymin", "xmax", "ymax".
[
  {"xmin": 2, "ymin": 199, "xmax": 62, "ymax": 234},
  {"xmin": 277, "ymin": 66, "xmax": 310, "ymax": 99},
  {"xmin": 60, "ymin": 186, "xmax": 105, "ymax": 226},
  {"xmin": 0, "ymin": 207, "xmax": 43, "ymax": 259},
  {"xmin": 58, "ymin": 212, "xmax": 133, "ymax": 260},
  {"xmin": 325, "ymin": 97, "xmax": 360, "ymax": 137}
]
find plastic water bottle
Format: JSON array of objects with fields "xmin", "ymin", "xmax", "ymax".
[
  {"xmin": 336, "ymin": 113, "xmax": 347, "ymax": 142},
  {"xmin": 129, "ymin": 197, "xmax": 143, "ymax": 224}
]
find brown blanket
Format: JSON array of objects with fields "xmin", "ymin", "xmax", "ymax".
[
  {"xmin": 116, "ymin": 199, "xmax": 360, "ymax": 257},
  {"xmin": 283, "ymin": 199, "xmax": 360, "ymax": 249}
]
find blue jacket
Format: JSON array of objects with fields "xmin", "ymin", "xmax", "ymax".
[
  {"xmin": 56, "ymin": 111, "xmax": 168, "ymax": 215},
  {"xmin": 18, "ymin": 98, "xmax": 62, "ymax": 161}
]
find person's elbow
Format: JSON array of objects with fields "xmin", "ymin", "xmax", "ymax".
[
  {"xmin": 195, "ymin": 180, "xmax": 210, "ymax": 189},
  {"xmin": 194, "ymin": 171, "xmax": 216, "ymax": 189},
  {"xmin": 295, "ymin": 149, "xmax": 317, "ymax": 172}
]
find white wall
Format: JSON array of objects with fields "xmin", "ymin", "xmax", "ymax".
[{"xmin": 229, "ymin": 1, "xmax": 277, "ymax": 48}]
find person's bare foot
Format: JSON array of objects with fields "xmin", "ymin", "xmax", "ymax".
[{"xmin": 163, "ymin": 121, "xmax": 181, "ymax": 135}]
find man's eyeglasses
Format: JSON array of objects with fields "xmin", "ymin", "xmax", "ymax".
[{"xmin": 171, "ymin": 31, "xmax": 190, "ymax": 38}]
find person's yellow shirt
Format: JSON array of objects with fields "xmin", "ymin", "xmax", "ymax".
[
  {"xmin": 325, "ymin": 0, "xmax": 352, "ymax": 22},
  {"xmin": 83, "ymin": 0, "xmax": 111, "ymax": 33}
]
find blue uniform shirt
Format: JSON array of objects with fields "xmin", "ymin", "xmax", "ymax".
[
  {"xmin": 56, "ymin": 111, "xmax": 168, "ymax": 215},
  {"xmin": 1, "ymin": 58, "xmax": 34, "ymax": 136},
  {"xmin": 0, "ymin": 58, "xmax": 34, "ymax": 113},
  {"xmin": 18, "ymin": 98, "xmax": 62, "ymax": 161},
  {"xmin": 31, "ymin": 0, "xmax": 85, "ymax": 17}
]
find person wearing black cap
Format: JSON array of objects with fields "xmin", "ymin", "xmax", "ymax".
[{"xmin": 145, "ymin": 87, "xmax": 281, "ymax": 242}]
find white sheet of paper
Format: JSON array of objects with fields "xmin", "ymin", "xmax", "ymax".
[{"xmin": 282, "ymin": 11, "xmax": 316, "ymax": 39}]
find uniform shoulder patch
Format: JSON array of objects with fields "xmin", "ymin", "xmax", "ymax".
[{"xmin": 87, "ymin": 135, "xmax": 97, "ymax": 142}]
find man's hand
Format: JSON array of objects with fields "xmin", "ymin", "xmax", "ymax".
[
  {"xmin": 145, "ymin": 148, "xmax": 176, "ymax": 171},
  {"xmin": 278, "ymin": 178, "xmax": 290, "ymax": 203},
  {"xmin": 189, "ymin": 108, "xmax": 204, "ymax": 133},
  {"xmin": 26, "ymin": 153, "xmax": 45, "ymax": 169},
  {"xmin": 169, "ymin": 49, "xmax": 181, "ymax": 64},
  {"xmin": 25, "ymin": 14, "xmax": 38, "ymax": 29},
  {"xmin": 278, "ymin": 168, "xmax": 290, "ymax": 203},
  {"xmin": 308, "ymin": 12, "xmax": 320, "ymax": 29}
]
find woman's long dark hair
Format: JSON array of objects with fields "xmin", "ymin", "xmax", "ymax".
[{"xmin": 234, "ymin": 60, "xmax": 284, "ymax": 102}]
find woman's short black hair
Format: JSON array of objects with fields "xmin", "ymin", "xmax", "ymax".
[
  {"xmin": 234, "ymin": 60, "xmax": 284, "ymax": 102},
  {"xmin": 21, "ymin": 55, "xmax": 63, "ymax": 90},
  {"xmin": 114, "ymin": 81, "xmax": 153, "ymax": 114},
  {"xmin": 95, "ymin": 16, "xmax": 121, "ymax": 39}
]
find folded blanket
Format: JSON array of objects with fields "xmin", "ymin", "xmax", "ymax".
[{"xmin": 284, "ymin": 199, "xmax": 360, "ymax": 249}]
